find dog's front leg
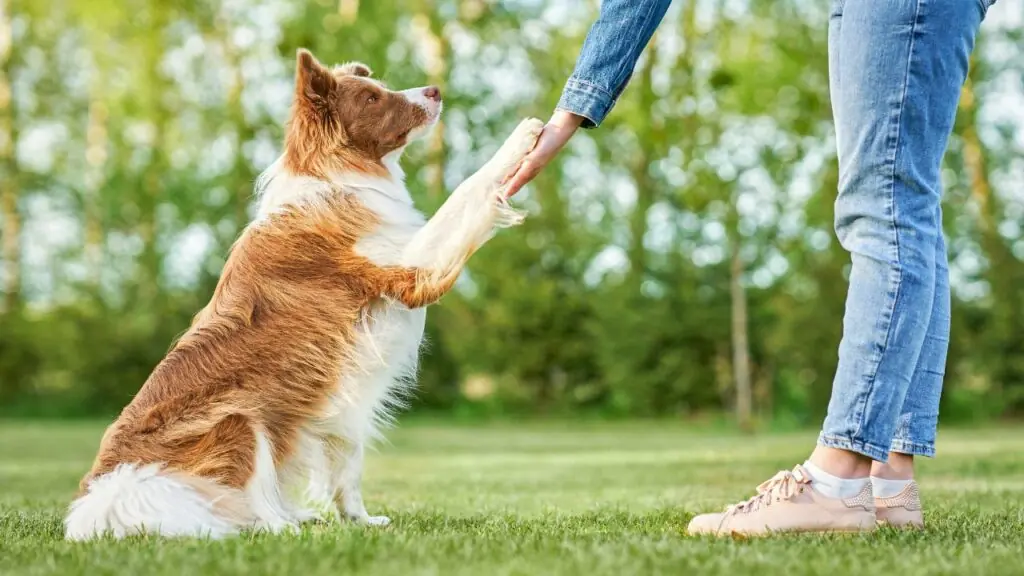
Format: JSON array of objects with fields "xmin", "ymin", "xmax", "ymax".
[
  {"xmin": 374, "ymin": 119, "xmax": 542, "ymax": 308},
  {"xmin": 331, "ymin": 441, "xmax": 389, "ymax": 526},
  {"xmin": 400, "ymin": 118, "xmax": 543, "ymax": 284}
]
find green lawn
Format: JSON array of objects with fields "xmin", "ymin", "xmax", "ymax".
[{"xmin": 2, "ymin": 421, "xmax": 1023, "ymax": 575}]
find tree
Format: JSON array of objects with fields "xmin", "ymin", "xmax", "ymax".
[{"xmin": 0, "ymin": 0, "xmax": 19, "ymax": 312}]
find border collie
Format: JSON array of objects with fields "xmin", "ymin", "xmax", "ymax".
[{"xmin": 64, "ymin": 49, "xmax": 542, "ymax": 540}]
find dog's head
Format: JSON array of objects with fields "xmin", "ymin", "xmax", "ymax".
[{"xmin": 284, "ymin": 49, "xmax": 441, "ymax": 177}]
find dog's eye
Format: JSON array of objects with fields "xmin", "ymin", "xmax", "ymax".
[{"xmin": 366, "ymin": 94, "xmax": 378, "ymax": 104}]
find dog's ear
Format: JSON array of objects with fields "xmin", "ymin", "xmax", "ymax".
[
  {"xmin": 296, "ymin": 49, "xmax": 335, "ymax": 105},
  {"xmin": 334, "ymin": 61, "xmax": 373, "ymax": 78}
]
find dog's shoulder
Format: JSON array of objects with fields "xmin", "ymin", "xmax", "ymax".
[{"xmin": 328, "ymin": 174, "xmax": 425, "ymax": 267}]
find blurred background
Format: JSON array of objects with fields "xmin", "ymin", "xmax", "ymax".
[{"xmin": 0, "ymin": 0, "xmax": 1021, "ymax": 427}]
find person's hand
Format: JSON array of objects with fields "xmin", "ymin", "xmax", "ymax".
[{"xmin": 503, "ymin": 110, "xmax": 584, "ymax": 197}]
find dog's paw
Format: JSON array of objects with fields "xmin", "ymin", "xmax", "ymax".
[
  {"xmin": 345, "ymin": 512, "xmax": 391, "ymax": 527},
  {"xmin": 489, "ymin": 118, "xmax": 544, "ymax": 179}
]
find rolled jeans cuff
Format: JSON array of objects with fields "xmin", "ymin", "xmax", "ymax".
[
  {"xmin": 817, "ymin": 433, "xmax": 891, "ymax": 462},
  {"xmin": 555, "ymin": 78, "xmax": 614, "ymax": 129},
  {"xmin": 889, "ymin": 438, "xmax": 936, "ymax": 458}
]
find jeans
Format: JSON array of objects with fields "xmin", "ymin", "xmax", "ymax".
[
  {"xmin": 556, "ymin": 0, "xmax": 672, "ymax": 128},
  {"xmin": 819, "ymin": 0, "xmax": 993, "ymax": 461}
]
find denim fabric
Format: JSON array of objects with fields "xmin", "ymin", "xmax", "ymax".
[
  {"xmin": 556, "ymin": 0, "xmax": 672, "ymax": 128},
  {"xmin": 819, "ymin": 0, "xmax": 989, "ymax": 461}
]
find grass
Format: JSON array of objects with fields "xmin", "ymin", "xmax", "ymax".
[{"xmin": 2, "ymin": 420, "xmax": 1024, "ymax": 575}]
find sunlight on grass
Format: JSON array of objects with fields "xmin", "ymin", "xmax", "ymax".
[{"xmin": 2, "ymin": 421, "xmax": 1023, "ymax": 575}]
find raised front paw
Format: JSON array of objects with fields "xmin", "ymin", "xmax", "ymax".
[{"xmin": 489, "ymin": 118, "xmax": 544, "ymax": 181}]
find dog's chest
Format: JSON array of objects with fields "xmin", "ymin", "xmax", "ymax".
[
  {"xmin": 352, "ymin": 188, "xmax": 427, "ymax": 267},
  {"xmin": 312, "ymin": 194, "xmax": 429, "ymax": 438},
  {"xmin": 349, "ymin": 194, "xmax": 429, "ymax": 383}
]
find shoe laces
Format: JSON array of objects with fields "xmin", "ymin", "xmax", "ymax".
[{"xmin": 725, "ymin": 466, "xmax": 811, "ymax": 515}]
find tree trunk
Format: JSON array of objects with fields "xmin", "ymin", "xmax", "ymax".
[
  {"xmin": 730, "ymin": 234, "xmax": 753, "ymax": 432},
  {"xmin": 0, "ymin": 0, "xmax": 20, "ymax": 312},
  {"xmin": 627, "ymin": 40, "xmax": 660, "ymax": 285},
  {"xmin": 83, "ymin": 74, "xmax": 108, "ymax": 284},
  {"xmin": 338, "ymin": 0, "xmax": 359, "ymax": 25},
  {"xmin": 959, "ymin": 55, "xmax": 1015, "ymax": 399},
  {"xmin": 960, "ymin": 69, "xmax": 995, "ymax": 234}
]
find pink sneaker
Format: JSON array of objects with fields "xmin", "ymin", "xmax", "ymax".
[
  {"xmin": 875, "ymin": 481, "xmax": 924, "ymax": 529},
  {"xmin": 687, "ymin": 465, "xmax": 876, "ymax": 536}
]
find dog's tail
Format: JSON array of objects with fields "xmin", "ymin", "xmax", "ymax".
[{"xmin": 64, "ymin": 463, "xmax": 251, "ymax": 540}]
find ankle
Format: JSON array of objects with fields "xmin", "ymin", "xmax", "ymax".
[
  {"xmin": 802, "ymin": 460, "xmax": 869, "ymax": 499},
  {"xmin": 871, "ymin": 453, "xmax": 914, "ymax": 480},
  {"xmin": 809, "ymin": 446, "xmax": 872, "ymax": 479}
]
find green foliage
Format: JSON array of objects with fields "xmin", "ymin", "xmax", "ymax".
[{"xmin": 0, "ymin": 0, "xmax": 1022, "ymax": 420}]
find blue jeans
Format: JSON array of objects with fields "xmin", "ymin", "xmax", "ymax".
[
  {"xmin": 555, "ymin": 0, "xmax": 672, "ymax": 128},
  {"xmin": 819, "ymin": 0, "xmax": 993, "ymax": 461}
]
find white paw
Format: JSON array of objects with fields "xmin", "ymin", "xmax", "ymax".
[
  {"xmin": 489, "ymin": 118, "xmax": 544, "ymax": 180},
  {"xmin": 347, "ymin": 513, "xmax": 391, "ymax": 527}
]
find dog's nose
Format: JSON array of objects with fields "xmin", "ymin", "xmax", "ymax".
[{"xmin": 423, "ymin": 86, "xmax": 441, "ymax": 102}]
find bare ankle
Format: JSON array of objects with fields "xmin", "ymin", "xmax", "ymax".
[
  {"xmin": 871, "ymin": 452, "xmax": 914, "ymax": 480},
  {"xmin": 808, "ymin": 446, "xmax": 873, "ymax": 478}
]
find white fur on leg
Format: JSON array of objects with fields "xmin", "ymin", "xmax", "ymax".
[
  {"xmin": 278, "ymin": 429, "xmax": 337, "ymax": 523},
  {"xmin": 246, "ymin": 429, "xmax": 300, "ymax": 533},
  {"xmin": 400, "ymin": 118, "xmax": 543, "ymax": 282},
  {"xmin": 332, "ymin": 441, "xmax": 390, "ymax": 526},
  {"xmin": 64, "ymin": 464, "xmax": 239, "ymax": 540}
]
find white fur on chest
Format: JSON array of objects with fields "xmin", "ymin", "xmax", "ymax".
[
  {"xmin": 318, "ymin": 171, "xmax": 428, "ymax": 438},
  {"xmin": 255, "ymin": 159, "xmax": 430, "ymax": 416},
  {"xmin": 256, "ymin": 156, "xmax": 431, "ymax": 518}
]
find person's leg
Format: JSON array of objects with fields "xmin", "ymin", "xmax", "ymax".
[
  {"xmin": 885, "ymin": 205, "xmax": 951, "ymax": 464},
  {"xmin": 869, "ymin": 208, "xmax": 950, "ymax": 527},
  {"xmin": 689, "ymin": 0, "xmax": 988, "ymax": 536},
  {"xmin": 813, "ymin": 0, "xmax": 985, "ymax": 474},
  {"xmin": 808, "ymin": 0, "xmax": 875, "ymax": 482}
]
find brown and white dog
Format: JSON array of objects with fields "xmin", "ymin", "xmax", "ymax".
[{"xmin": 64, "ymin": 49, "xmax": 542, "ymax": 540}]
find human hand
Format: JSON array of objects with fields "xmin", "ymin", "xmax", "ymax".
[{"xmin": 503, "ymin": 110, "xmax": 584, "ymax": 197}]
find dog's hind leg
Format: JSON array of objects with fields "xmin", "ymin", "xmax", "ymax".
[
  {"xmin": 65, "ymin": 413, "xmax": 257, "ymax": 540},
  {"xmin": 244, "ymin": 426, "xmax": 302, "ymax": 533}
]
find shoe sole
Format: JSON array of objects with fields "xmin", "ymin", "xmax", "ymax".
[
  {"xmin": 723, "ymin": 525, "xmax": 877, "ymax": 538},
  {"xmin": 876, "ymin": 519, "xmax": 924, "ymax": 530}
]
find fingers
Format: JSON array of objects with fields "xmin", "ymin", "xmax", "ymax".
[
  {"xmin": 504, "ymin": 138, "xmax": 551, "ymax": 196},
  {"xmin": 502, "ymin": 115, "xmax": 577, "ymax": 198},
  {"xmin": 502, "ymin": 126, "xmax": 545, "ymax": 185},
  {"xmin": 505, "ymin": 156, "xmax": 540, "ymax": 198},
  {"xmin": 501, "ymin": 159, "xmax": 525, "ymax": 186}
]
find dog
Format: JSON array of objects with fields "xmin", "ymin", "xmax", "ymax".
[{"xmin": 64, "ymin": 48, "xmax": 543, "ymax": 540}]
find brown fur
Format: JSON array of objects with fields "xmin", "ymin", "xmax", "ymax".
[
  {"xmin": 285, "ymin": 50, "xmax": 429, "ymax": 178},
  {"xmin": 79, "ymin": 50, "xmax": 455, "ymax": 496}
]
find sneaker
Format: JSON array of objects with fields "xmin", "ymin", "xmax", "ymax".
[
  {"xmin": 875, "ymin": 481, "xmax": 924, "ymax": 529},
  {"xmin": 687, "ymin": 465, "xmax": 876, "ymax": 536}
]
